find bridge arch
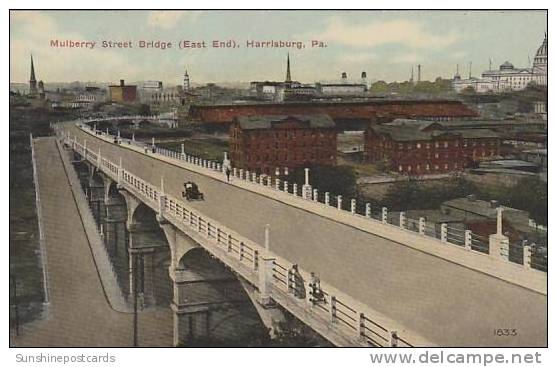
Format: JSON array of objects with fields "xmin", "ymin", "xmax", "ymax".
[
  {"xmin": 126, "ymin": 202, "xmax": 172, "ymax": 307},
  {"xmin": 103, "ymin": 181, "xmax": 130, "ymax": 293},
  {"xmin": 171, "ymin": 244, "xmax": 266, "ymax": 345}
]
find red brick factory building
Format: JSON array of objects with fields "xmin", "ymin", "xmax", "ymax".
[
  {"xmin": 188, "ymin": 99, "xmax": 478, "ymax": 127},
  {"xmin": 364, "ymin": 119, "xmax": 501, "ymax": 175},
  {"xmin": 230, "ymin": 115, "xmax": 337, "ymax": 174}
]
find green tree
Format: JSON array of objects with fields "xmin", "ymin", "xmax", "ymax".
[
  {"xmin": 282, "ymin": 165, "xmax": 358, "ymax": 208},
  {"xmin": 505, "ymin": 177, "xmax": 547, "ymax": 225}
]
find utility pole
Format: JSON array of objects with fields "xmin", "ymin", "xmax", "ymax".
[{"xmin": 133, "ymin": 254, "xmax": 138, "ymax": 347}]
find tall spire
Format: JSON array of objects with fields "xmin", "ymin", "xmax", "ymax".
[
  {"xmin": 285, "ymin": 53, "xmax": 291, "ymax": 83},
  {"xmin": 30, "ymin": 54, "xmax": 36, "ymax": 82},
  {"xmin": 29, "ymin": 54, "xmax": 38, "ymax": 95},
  {"xmin": 183, "ymin": 68, "xmax": 190, "ymax": 92}
]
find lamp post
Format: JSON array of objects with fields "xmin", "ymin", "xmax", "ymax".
[{"xmin": 133, "ymin": 253, "xmax": 139, "ymax": 347}]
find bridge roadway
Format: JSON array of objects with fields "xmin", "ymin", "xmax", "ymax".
[
  {"xmin": 12, "ymin": 137, "xmax": 172, "ymax": 347},
  {"xmin": 67, "ymin": 124, "xmax": 547, "ymax": 347}
]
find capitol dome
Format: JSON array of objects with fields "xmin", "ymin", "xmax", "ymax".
[
  {"xmin": 535, "ymin": 33, "xmax": 547, "ymax": 57},
  {"xmin": 533, "ymin": 32, "xmax": 547, "ymax": 75}
]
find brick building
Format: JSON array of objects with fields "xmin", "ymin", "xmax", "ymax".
[
  {"xmin": 230, "ymin": 115, "xmax": 337, "ymax": 174},
  {"xmin": 109, "ymin": 79, "xmax": 137, "ymax": 103},
  {"xmin": 364, "ymin": 119, "xmax": 501, "ymax": 175},
  {"xmin": 189, "ymin": 99, "xmax": 478, "ymax": 126}
]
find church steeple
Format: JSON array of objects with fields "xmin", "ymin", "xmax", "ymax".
[
  {"xmin": 285, "ymin": 53, "xmax": 291, "ymax": 83},
  {"xmin": 183, "ymin": 68, "xmax": 190, "ymax": 91},
  {"xmin": 29, "ymin": 54, "xmax": 38, "ymax": 95}
]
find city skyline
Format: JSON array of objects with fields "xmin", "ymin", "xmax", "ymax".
[{"xmin": 10, "ymin": 10, "xmax": 547, "ymax": 86}]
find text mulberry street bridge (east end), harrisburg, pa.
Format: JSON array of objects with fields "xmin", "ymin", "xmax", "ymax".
[{"xmin": 29, "ymin": 118, "xmax": 546, "ymax": 347}]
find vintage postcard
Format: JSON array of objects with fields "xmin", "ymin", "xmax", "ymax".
[{"xmin": 9, "ymin": 8, "xmax": 547, "ymax": 355}]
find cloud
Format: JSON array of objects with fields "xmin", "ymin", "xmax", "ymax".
[
  {"xmin": 146, "ymin": 11, "xmax": 200, "ymax": 30},
  {"xmin": 10, "ymin": 11, "xmax": 141, "ymax": 83},
  {"xmin": 316, "ymin": 18, "xmax": 458, "ymax": 49},
  {"xmin": 337, "ymin": 52, "xmax": 377, "ymax": 65},
  {"xmin": 10, "ymin": 11, "xmax": 57, "ymax": 36},
  {"xmin": 392, "ymin": 52, "xmax": 422, "ymax": 63}
]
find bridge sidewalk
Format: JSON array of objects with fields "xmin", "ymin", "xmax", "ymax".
[{"xmin": 10, "ymin": 137, "xmax": 172, "ymax": 347}]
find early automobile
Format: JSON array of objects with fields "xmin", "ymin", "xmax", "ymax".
[{"xmin": 182, "ymin": 181, "xmax": 204, "ymax": 201}]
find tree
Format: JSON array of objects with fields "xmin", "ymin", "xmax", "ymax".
[
  {"xmin": 282, "ymin": 165, "xmax": 358, "ymax": 206},
  {"xmin": 459, "ymin": 86, "xmax": 477, "ymax": 95},
  {"xmin": 369, "ymin": 81, "xmax": 389, "ymax": 94},
  {"xmin": 506, "ymin": 177, "xmax": 547, "ymax": 225}
]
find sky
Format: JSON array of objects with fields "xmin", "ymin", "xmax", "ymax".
[{"xmin": 10, "ymin": 10, "xmax": 547, "ymax": 86}]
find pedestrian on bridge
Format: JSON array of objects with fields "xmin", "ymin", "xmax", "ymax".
[
  {"xmin": 226, "ymin": 167, "xmax": 231, "ymax": 182},
  {"xmin": 288, "ymin": 264, "xmax": 306, "ymax": 300},
  {"xmin": 309, "ymin": 272, "xmax": 324, "ymax": 305}
]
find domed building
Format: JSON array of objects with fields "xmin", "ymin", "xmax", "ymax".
[
  {"xmin": 532, "ymin": 33, "xmax": 548, "ymax": 85},
  {"xmin": 453, "ymin": 33, "xmax": 547, "ymax": 93}
]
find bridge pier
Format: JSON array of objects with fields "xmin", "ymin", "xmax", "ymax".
[
  {"xmin": 87, "ymin": 176, "xmax": 107, "ymax": 226},
  {"xmin": 160, "ymin": 223, "xmax": 264, "ymax": 346},
  {"xmin": 118, "ymin": 190, "xmax": 172, "ymax": 307},
  {"xmin": 126, "ymin": 223, "xmax": 171, "ymax": 307}
]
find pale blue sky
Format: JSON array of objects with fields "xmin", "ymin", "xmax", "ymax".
[{"xmin": 10, "ymin": 10, "xmax": 547, "ymax": 85}]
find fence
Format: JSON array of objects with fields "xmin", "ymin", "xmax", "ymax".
[
  {"xmin": 60, "ymin": 126, "xmax": 416, "ymax": 347},
  {"xmin": 66, "ymin": 122, "xmax": 548, "ymax": 274}
]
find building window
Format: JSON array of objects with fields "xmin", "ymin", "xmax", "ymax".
[{"xmin": 416, "ymin": 143, "xmax": 421, "ymax": 149}]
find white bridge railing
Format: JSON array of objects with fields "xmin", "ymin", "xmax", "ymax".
[
  {"xmin": 57, "ymin": 125, "xmax": 417, "ymax": 347},
  {"xmin": 69, "ymin": 121, "xmax": 546, "ymax": 274}
]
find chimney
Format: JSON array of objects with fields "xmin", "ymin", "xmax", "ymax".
[
  {"xmin": 120, "ymin": 79, "xmax": 125, "ymax": 87},
  {"xmin": 361, "ymin": 71, "xmax": 367, "ymax": 85},
  {"xmin": 490, "ymin": 200, "xmax": 499, "ymax": 208},
  {"xmin": 417, "ymin": 65, "xmax": 421, "ymax": 82},
  {"xmin": 467, "ymin": 194, "xmax": 476, "ymax": 202},
  {"xmin": 341, "ymin": 72, "xmax": 347, "ymax": 83}
]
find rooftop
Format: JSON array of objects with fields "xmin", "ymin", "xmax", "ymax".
[
  {"xmin": 235, "ymin": 114, "xmax": 336, "ymax": 130},
  {"xmin": 371, "ymin": 119, "xmax": 500, "ymax": 141},
  {"xmin": 442, "ymin": 197, "xmax": 527, "ymax": 219},
  {"xmin": 191, "ymin": 98, "xmax": 470, "ymax": 108}
]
